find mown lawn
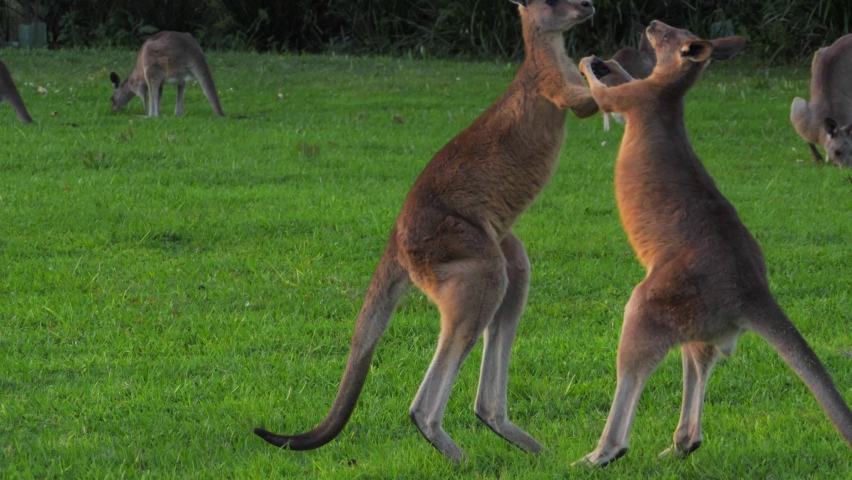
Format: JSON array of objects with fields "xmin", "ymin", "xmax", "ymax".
[{"xmin": 1, "ymin": 46, "xmax": 850, "ymax": 478}]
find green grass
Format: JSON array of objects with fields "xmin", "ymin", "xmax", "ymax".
[{"xmin": 1, "ymin": 47, "xmax": 850, "ymax": 478}]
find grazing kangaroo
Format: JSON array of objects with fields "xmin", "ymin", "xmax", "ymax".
[
  {"xmin": 254, "ymin": 0, "xmax": 623, "ymax": 462},
  {"xmin": 791, "ymin": 33, "xmax": 852, "ymax": 167},
  {"xmin": 110, "ymin": 31, "xmax": 223, "ymax": 117},
  {"xmin": 575, "ymin": 21, "xmax": 852, "ymax": 467},
  {"xmin": 601, "ymin": 30, "xmax": 655, "ymax": 130},
  {"xmin": 0, "ymin": 59, "xmax": 33, "ymax": 124}
]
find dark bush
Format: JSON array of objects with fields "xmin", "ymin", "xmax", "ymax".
[{"xmin": 4, "ymin": 0, "xmax": 850, "ymax": 63}]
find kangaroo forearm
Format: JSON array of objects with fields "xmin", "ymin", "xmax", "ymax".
[
  {"xmin": 571, "ymin": 95, "xmax": 600, "ymax": 119},
  {"xmin": 543, "ymin": 82, "xmax": 596, "ymax": 111}
]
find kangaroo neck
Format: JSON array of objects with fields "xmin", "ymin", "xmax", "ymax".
[
  {"xmin": 624, "ymin": 94, "xmax": 690, "ymax": 150},
  {"xmin": 521, "ymin": 19, "xmax": 566, "ymax": 74},
  {"xmin": 618, "ymin": 95, "xmax": 709, "ymax": 187}
]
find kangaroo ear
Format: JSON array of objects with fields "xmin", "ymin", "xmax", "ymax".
[
  {"xmin": 709, "ymin": 36, "xmax": 746, "ymax": 60},
  {"xmin": 508, "ymin": 0, "xmax": 526, "ymax": 6},
  {"xmin": 109, "ymin": 72, "xmax": 121, "ymax": 89},
  {"xmin": 824, "ymin": 118, "xmax": 839, "ymax": 138},
  {"xmin": 681, "ymin": 40, "xmax": 713, "ymax": 62}
]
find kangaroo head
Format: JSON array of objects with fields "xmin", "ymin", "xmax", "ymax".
[
  {"xmin": 822, "ymin": 118, "xmax": 852, "ymax": 167},
  {"xmin": 109, "ymin": 72, "xmax": 136, "ymax": 111},
  {"xmin": 645, "ymin": 20, "xmax": 744, "ymax": 87},
  {"xmin": 510, "ymin": 0, "xmax": 595, "ymax": 33}
]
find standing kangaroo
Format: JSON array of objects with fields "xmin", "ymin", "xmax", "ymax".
[
  {"xmin": 791, "ymin": 34, "xmax": 852, "ymax": 167},
  {"xmin": 109, "ymin": 31, "xmax": 223, "ymax": 117},
  {"xmin": 575, "ymin": 21, "xmax": 852, "ymax": 467},
  {"xmin": 601, "ymin": 30, "xmax": 655, "ymax": 131},
  {"xmin": 0, "ymin": 60, "xmax": 33, "ymax": 124},
  {"xmin": 255, "ymin": 0, "xmax": 621, "ymax": 462}
]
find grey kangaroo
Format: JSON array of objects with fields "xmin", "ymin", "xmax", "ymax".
[
  {"xmin": 790, "ymin": 33, "xmax": 852, "ymax": 167},
  {"xmin": 601, "ymin": 29, "xmax": 655, "ymax": 130},
  {"xmin": 110, "ymin": 31, "xmax": 223, "ymax": 117}
]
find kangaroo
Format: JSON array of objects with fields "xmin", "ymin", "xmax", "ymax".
[
  {"xmin": 0, "ymin": 60, "xmax": 33, "ymax": 124},
  {"xmin": 574, "ymin": 21, "xmax": 852, "ymax": 467},
  {"xmin": 791, "ymin": 33, "xmax": 852, "ymax": 167},
  {"xmin": 601, "ymin": 30, "xmax": 655, "ymax": 131},
  {"xmin": 109, "ymin": 31, "xmax": 223, "ymax": 117},
  {"xmin": 254, "ymin": 0, "xmax": 624, "ymax": 462}
]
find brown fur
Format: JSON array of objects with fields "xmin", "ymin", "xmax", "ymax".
[
  {"xmin": 0, "ymin": 59, "xmax": 33, "ymax": 124},
  {"xmin": 254, "ymin": 0, "xmax": 626, "ymax": 462},
  {"xmin": 110, "ymin": 31, "xmax": 223, "ymax": 117},
  {"xmin": 609, "ymin": 30, "xmax": 655, "ymax": 80},
  {"xmin": 791, "ymin": 33, "xmax": 852, "ymax": 167},
  {"xmin": 575, "ymin": 21, "xmax": 852, "ymax": 467},
  {"xmin": 600, "ymin": 29, "xmax": 655, "ymax": 130}
]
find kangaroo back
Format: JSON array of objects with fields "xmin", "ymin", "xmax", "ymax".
[{"xmin": 610, "ymin": 31, "xmax": 655, "ymax": 80}]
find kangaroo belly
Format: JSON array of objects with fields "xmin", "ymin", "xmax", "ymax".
[{"xmin": 163, "ymin": 74, "xmax": 195, "ymax": 85}]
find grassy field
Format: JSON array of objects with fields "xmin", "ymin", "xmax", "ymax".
[{"xmin": 0, "ymin": 46, "xmax": 850, "ymax": 479}]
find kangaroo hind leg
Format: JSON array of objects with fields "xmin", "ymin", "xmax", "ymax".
[
  {"xmin": 175, "ymin": 83, "xmax": 186, "ymax": 116},
  {"xmin": 409, "ymin": 245, "xmax": 508, "ymax": 462},
  {"xmin": 659, "ymin": 342, "xmax": 719, "ymax": 458},
  {"xmin": 474, "ymin": 233, "xmax": 542, "ymax": 453},
  {"xmin": 574, "ymin": 288, "xmax": 675, "ymax": 467}
]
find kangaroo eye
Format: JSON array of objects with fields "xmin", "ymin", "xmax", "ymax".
[
  {"xmin": 663, "ymin": 34, "xmax": 668, "ymax": 41},
  {"xmin": 546, "ymin": 0, "xmax": 557, "ymax": 5}
]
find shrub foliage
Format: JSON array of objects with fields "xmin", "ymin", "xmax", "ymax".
[{"xmin": 6, "ymin": 0, "xmax": 852, "ymax": 62}]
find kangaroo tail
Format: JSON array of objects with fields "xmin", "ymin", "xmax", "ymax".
[
  {"xmin": 2, "ymin": 86, "xmax": 32, "ymax": 124},
  {"xmin": 8, "ymin": 93, "xmax": 33, "ymax": 124},
  {"xmin": 190, "ymin": 59, "xmax": 224, "ymax": 117},
  {"xmin": 254, "ymin": 244, "xmax": 410, "ymax": 450},
  {"xmin": 744, "ymin": 297, "xmax": 852, "ymax": 447}
]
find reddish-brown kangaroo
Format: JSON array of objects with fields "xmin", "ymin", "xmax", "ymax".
[
  {"xmin": 254, "ymin": 0, "xmax": 625, "ymax": 462},
  {"xmin": 791, "ymin": 33, "xmax": 852, "ymax": 167},
  {"xmin": 110, "ymin": 31, "xmax": 223, "ymax": 117},
  {"xmin": 0, "ymin": 59, "xmax": 33, "ymax": 124},
  {"xmin": 575, "ymin": 21, "xmax": 852, "ymax": 467},
  {"xmin": 601, "ymin": 29, "xmax": 655, "ymax": 130}
]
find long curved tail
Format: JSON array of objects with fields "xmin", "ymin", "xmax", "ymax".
[
  {"xmin": 3, "ymin": 87, "xmax": 32, "ymax": 124},
  {"xmin": 745, "ymin": 297, "xmax": 852, "ymax": 448},
  {"xmin": 254, "ymin": 246, "xmax": 410, "ymax": 450},
  {"xmin": 190, "ymin": 59, "xmax": 224, "ymax": 117}
]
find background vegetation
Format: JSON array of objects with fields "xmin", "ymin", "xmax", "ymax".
[
  {"xmin": 1, "ymin": 48, "xmax": 850, "ymax": 478},
  {"xmin": 1, "ymin": 0, "xmax": 851, "ymax": 62}
]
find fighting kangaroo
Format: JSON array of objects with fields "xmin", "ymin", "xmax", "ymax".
[
  {"xmin": 575, "ymin": 21, "xmax": 852, "ymax": 466},
  {"xmin": 255, "ymin": 0, "xmax": 624, "ymax": 462},
  {"xmin": 601, "ymin": 29, "xmax": 655, "ymax": 131},
  {"xmin": 601, "ymin": 31, "xmax": 657, "ymax": 132},
  {"xmin": 110, "ymin": 31, "xmax": 223, "ymax": 117},
  {"xmin": 791, "ymin": 33, "xmax": 852, "ymax": 167},
  {"xmin": 0, "ymin": 59, "xmax": 33, "ymax": 124}
]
